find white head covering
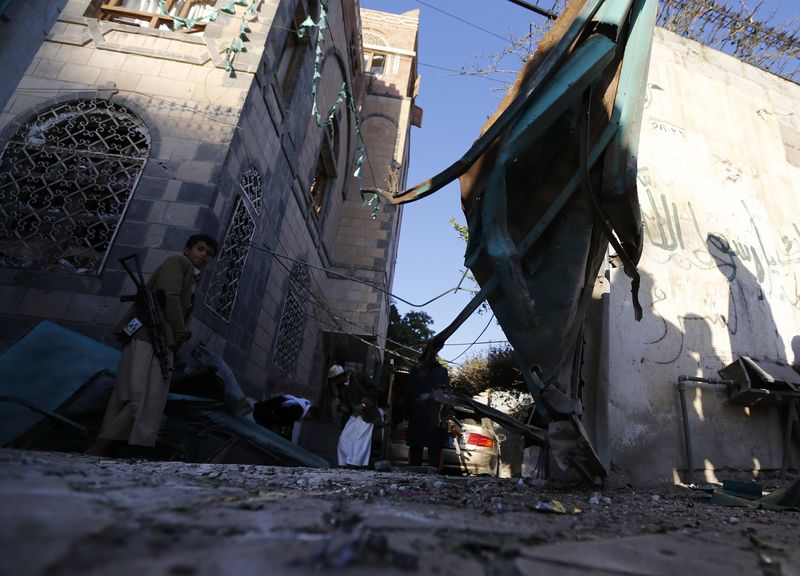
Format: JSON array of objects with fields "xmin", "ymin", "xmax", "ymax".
[
  {"xmin": 281, "ymin": 395, "xmax": 312, "ymax": 418},
  {"xmin": 328, "ymin": 364, "xmax": 345, "ymax": 378}
]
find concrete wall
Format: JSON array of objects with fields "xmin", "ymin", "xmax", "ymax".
[{"xmin": 608, "ymin": 28, "xmax": 800, "ymax": 485}]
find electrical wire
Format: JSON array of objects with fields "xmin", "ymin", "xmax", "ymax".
[
  {"xmin": 250, "ymin": 194, "xmax": 473, "ymax": 368},
  {"xmin": 413, "ymin": 0, "xmax": 512, "ymax": 43},
  {"xmin": 265, "ymin": 240, "xmax": 433, "ymax": 366},
  {"xmin": 257, "ymin": 244, "xmax": 474, "ymax": 309},
  {"xmin": 442, "ymin": 339, "xmax": 509, "ymax": 346},
  {"xmin": 445, "ymin": 313, "xmax": 495, "ymax": 363},
  {"xmin": 247, "ymin": 182, "xmax": 439, "ymax": 366},
  {"xmin": 258, "ymin": 242, "xmax": 473, "ymax": 367},
  {"xmin": 231, "ymin": 116, "xmax": 440, "ymax": 370},
  {"xmin": 418, "ymin": 62, "xmax": 514, "ymax": 85},
  {"xmin": 232, "ymin": 122, "xmax": 488, "ymax": 369}
]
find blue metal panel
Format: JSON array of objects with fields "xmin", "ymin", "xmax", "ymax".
[
  {"xmin": 609, "ymin": 0, "xmax": 658, "ymax": 187},
  {"xmin": 373, "ymin": 0, "xmax": 609, "ymax": 205},
  {"xmin": 196, "ymin": 407, "xmax": 331, "ymax": 468},
  {"xmin": 592, "ymin": 0, "xmax": 636, "ymax": 41},
  {"xmin": 0, "ymin": 321, "xmax": 120, "ymax": 446}
]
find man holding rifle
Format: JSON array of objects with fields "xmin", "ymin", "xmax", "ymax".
[{"xmin": 87, "ymin": 234, "xmax": 218, "ymax": 456}]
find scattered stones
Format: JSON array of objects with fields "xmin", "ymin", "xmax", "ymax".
[{"xmin": 2, "ymin": 449, "xmax": 799, "ymax": 575}]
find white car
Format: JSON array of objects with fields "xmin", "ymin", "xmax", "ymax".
[{"xmin": 387, "ymin": 406, "xmax": 503, "ymax": 476}]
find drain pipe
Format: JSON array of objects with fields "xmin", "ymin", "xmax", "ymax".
[{"xmin": 676, "ymin": 376, "xmax": 734, "ymax": 485}]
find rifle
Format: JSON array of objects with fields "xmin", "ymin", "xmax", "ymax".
[{"xmin": 119, "ymin": 254, "xmax": 172, "ymax": 381}]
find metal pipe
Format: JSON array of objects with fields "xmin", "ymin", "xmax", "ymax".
[
  {"xmin": 675, "ymin": 376, "xmax": 734, "ymax": 485},
  {"xmin": 676, "ymin": 381, "xmax": 694, "ymax": 485},
  {"xmin": 781, "ymin": 399, "xmax": 797, "ymax": 480},
  {"xmin": 677, "ymin": 375, "xmax": 734, "ymax": 387}
]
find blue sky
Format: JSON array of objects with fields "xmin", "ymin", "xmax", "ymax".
[{"xmin": 359, "ymin": 0, "xmax": 798, "ymax": 367}]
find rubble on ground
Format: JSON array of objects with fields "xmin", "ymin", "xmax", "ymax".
[{"xmin": 1, "ymin": 449, "xmax": 798, "ymax": 575}]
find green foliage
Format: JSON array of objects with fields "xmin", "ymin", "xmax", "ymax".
[
  {"xmin": 450, "ymin": 345, "xmax": 526, "ymax": 397},
  {"xmin": 448, "ymin": 217, "xmax": 491, "ymax": 314},
  {"xmin": 449, "ymin": 217, "xmax": 469, "ymax": 243},
  {"xmin": 386, "ymin": 303, "xmax": 435, "ymax": 370},
  {"xmin": 657, "ymin": 0, "xmax": 799, "ymax": 83}
]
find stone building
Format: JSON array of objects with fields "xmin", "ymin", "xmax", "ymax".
[{"xmin": 0, "ymin": 1, "xmax": 421, "ymax": 407}]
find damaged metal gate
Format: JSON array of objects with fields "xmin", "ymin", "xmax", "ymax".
[{"xmin": 367, "ymin": 0, "xmax": 657, "ymax": 481}]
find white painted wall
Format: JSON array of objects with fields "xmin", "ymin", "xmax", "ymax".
[{"xmin": 608, "ymin": 28, "xmax": 800, "ymax": 485}]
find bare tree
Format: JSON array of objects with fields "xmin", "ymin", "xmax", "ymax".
[
  {"xmin": 461, "ymin": 0, "xmax": 798, "ymax": 84},
  {"xmin": 658, "ymin": 0, "xmax": 799, "ymax": 82}
]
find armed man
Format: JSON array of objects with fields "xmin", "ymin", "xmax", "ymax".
[{"xmin": 87, "ymin": 234, "xmax": 218, "ymax": 456}]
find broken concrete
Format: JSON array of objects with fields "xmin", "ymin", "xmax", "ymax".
[{"xmin": 1, "ymin": 449, "xmax": 797, "ymax": 575}]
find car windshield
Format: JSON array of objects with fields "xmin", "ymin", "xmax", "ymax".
[{"xmin": 452, "ymin": 408, "xmax": 483, "ymax": 428}]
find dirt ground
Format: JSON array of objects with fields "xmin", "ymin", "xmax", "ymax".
[{"xmin": 1, "ymin": 448, "xmax": 798, "ymax": 575}]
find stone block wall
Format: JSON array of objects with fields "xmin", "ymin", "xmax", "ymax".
[
  {"xmin": 0, "ymin": 0, "xmax": 413, "ymax": 423},
  {"xmin": 323, "ymin": 8, "xmax": 420, "ymax": 376},
  {"xmin": 0, "ymin": 0, "xmax": 273, "ymax": 351}
]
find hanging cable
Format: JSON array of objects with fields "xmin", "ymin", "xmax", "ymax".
[
  {"xmin": 443, "ymin": 339, "xmax": 509, "ymax": 346},
  {"xmin": 413, "ymin": 0, "xmax": 512, "ymax": 42},
  {"xmin": 255, "ymin": 244, "xmax": 473, "ymax": 309},
  {"xmin": 262, "ymin": 237, "xmax": 438, "ymax": 366},
  {"xmin": 246, "ymin": 175, "xmax": 432, "ymax": 363},
  {"xmin": 446, "ymin": 313, "xmax": 495, "ymax": 363},
  {"xmin": 418, "ymin": 62, "xmax": 514, "ymax": 85}
]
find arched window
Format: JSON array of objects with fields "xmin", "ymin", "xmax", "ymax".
[
  {"xmin": 277, "ymin": 1, "xmax": 313, "ymax": 103},
  {"xmin": 0, "ymin": 99, "xmax": 150, "ymax": 274},
  {"xmin": 362, "ymin": 30, "xmax": 389, "ymax": 75},
  {"xmin": 205, "ymin": 165, "xmax": 262, "ymax": 321},
  {"xmin": 272, "ymin": 261, "xmax": 310, "ymax": 375}
]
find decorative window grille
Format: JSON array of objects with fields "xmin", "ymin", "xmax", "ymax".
[
  {"xmin": 362, "ymin": 30, "xmax": 387, "ymax": 46},
  {"xmin": 240, "ymin": 164, "xmax": 262, "ymax": 213},
  {"xmin": 0, "ymin": 99, "xmax": 150, "ymax": 274},
  {"xmin": 289, "ymin": 260, "xmax": 310, "ymax": 294},
  {"xmin": 272, "ymin": 261, "xmax": 310, "ymax": 375},
  {"xmin": 205, "ymin": 166, "xmax": 261, "ymax": 321}
]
